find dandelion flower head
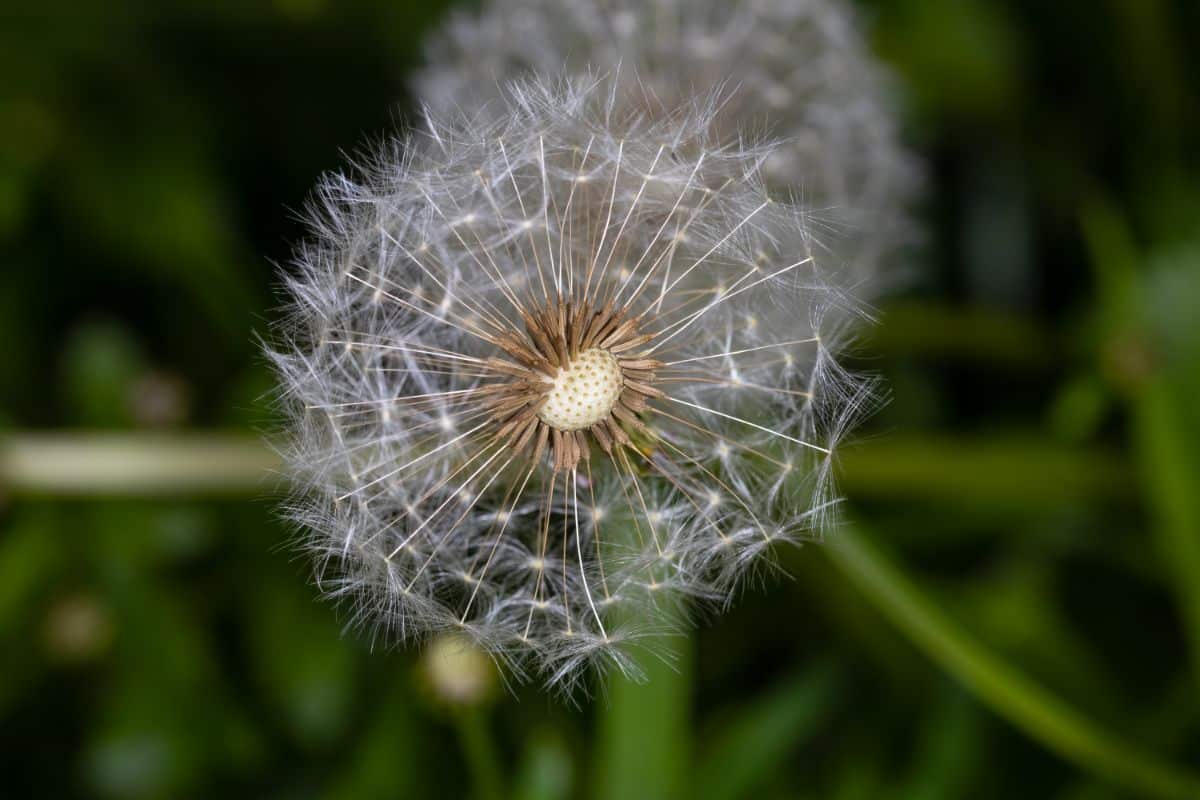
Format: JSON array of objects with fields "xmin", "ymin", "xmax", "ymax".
[{"xmin": 270, "ymin": 76, "xmax": 872, "ymax": 690}]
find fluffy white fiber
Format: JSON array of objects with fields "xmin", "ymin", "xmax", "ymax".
[
  {"xmin": 270, "ymin": 75, "xmax": 877, "ymax": 690},
  {"xmin": 415, "ymin": 0, "xmax": 921, "ymax": 286}
]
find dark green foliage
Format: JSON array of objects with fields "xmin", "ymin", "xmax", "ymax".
[{"xmin": 1, "ymin": 0, "xmax": 1198, "ymax": 797}]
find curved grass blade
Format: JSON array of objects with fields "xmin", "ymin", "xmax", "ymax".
[{"xmin": 825, "ymin": 522, "xmax": 1200, "ymax": 800}]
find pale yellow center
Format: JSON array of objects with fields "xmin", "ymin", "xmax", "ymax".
[{"xmin": 538, "ymin": 348, "xmax": 622, "ymax": 431}]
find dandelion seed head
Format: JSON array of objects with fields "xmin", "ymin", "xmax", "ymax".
[
  {"xmin": 269, "ymin": 75, "xmax": 873, "ymax": 692},
  {"xmin": 415, "ymin": 0, "xmax": 922, "ymax": 288}
]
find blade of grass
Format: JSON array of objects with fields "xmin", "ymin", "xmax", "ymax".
[
  {"xmin": 825, "ymin": 522, "xmax": 1200, "ymax": 799},
  {"xmin": 838, "ymin": 435, "xmax": 1133, "ymax": 508},
  {"xmin": 594, "ymin": 633, "xmax": 692, "ymax": 800},
  {"xmin": 1081, "ymin": 198, "xmax": 1200, "ymax": 688},
  {"xmin": 455, "ymin": 707, "xmax": 505, "ymax": 800},
  {"xmin": 897, "ymin": 686, "xmax": 982, "ymax": 800},
  {"xmin": 1134, "ymin": 379, "xmax": 1200, "ymax": 684},
  {"xmin": 512, "ymin": 730, "xmax": 572, "ymax": 800},
  {"xmin": 693, "ymin": 661, "xmax": 839, "ymax": 800}
]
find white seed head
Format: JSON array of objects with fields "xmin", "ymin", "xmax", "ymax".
[
  {"xmin": 415, "ymin": 0, "xmax": 922, "ymax": 290},
  {"xmin": 268, "ymin": 75, "xmax": 875, "ymax": 693}
]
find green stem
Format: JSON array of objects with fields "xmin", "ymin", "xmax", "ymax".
[
  {"xmin": 825, "ymin": 522, "xmax": 1200, "ymax": 800},
  {"xmin": 1134, "ymin": 381, "xmax": 1200, "ymax": 688},
  {"xmin": 455, "ymin": 707, "xmax": 505, "ymax": 800},
  {"xmin": 595, "ymin": 626, "xmax": 692, "ymax": 800},
  {"xmin": 0, "ymin": 433, "xmax": 282, "ymax": 496},
  {"xmin": 1, "ymin": 432, "xmax": 1132, "ymax": 507},
  {"xmin": 837, "ymin": 435, "xmax": 1133, "ymax": 507},
  {"xmin": 1080, "ymin": 197, "xmax": 1200, "ymax": 688}
]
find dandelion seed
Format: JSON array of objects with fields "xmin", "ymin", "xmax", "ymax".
[{"xmin": 269, "ymin": 75, "xmax": 873, "ymax": 692}]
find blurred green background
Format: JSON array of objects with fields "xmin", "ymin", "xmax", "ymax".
[{"xmin": 2, "ymin": 1, "xmax": 1199, "ymax": 798}]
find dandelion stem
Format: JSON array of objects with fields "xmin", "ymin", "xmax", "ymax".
[
  {"xmin": 454, "ymin": 707, "xmax": 505, "ymax": 800},
  {"xmin": 595, "ymin": 627, "xmax": 692, "ymax": 800}
]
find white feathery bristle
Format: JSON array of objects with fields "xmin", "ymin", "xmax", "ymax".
[
  {"xmin": 269, "ymin": 74, "xmax": 875, "ymax": 693},
  {"xmin": 414, "ymin": 0, "xmax": 922, "ymax": 290}
]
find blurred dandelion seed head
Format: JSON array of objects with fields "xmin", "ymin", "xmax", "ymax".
[
  {"xmin": 270, "ymin": 75, "xmax": 873, "ymax": 691},
  {"xmin": 423, "ymin": 633, "xmax": 497, "ymax": 706},
  {"xmin": 416, "ymin": 0, "xmax": 922, "ymax": 289}
]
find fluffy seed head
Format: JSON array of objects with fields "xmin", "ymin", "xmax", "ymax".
[
  {"xmin": 416, "ymin": 0, "xmax": 922, "ymax": 287},
  {"xmin": 269, "ymin": 75, "xmax": 873, "ymax": 692}
]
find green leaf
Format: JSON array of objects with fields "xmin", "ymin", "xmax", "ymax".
[
  {"xmin": 246, "ymin": 572, "xmax": 355, "ymax": 749},
  {"xmin": 0, "ymin": 507, "xmax": 62, "ymax": 628},
  {"xmin": 1136, "ymin": 246, "xmax": 1200, "ymax": 691},
  {"xmin": 1082, "ymin": 202, "xmax": 1200, "ymax": 689},
  {"xmin": 60, "ymin": 321, "xmax": 145, "ymax": 428},
  {"xmin": 838, "ymin": 435, "xmax": 1133, "ymax": 508},
  {"xmin": 513, "ymin": 729, "xmax": 573, "ymax": 800},
  {"xmin": 694, "ymin": 662, "xmax": 838, "ymax": 800},
  {"xmin": 897, "ymin": 686, "xmax": 983, "ymax": 800},
  {"xmin": 86, "ymin": 573, "xmax": 262, "ymax": 796},
  {"xmin": 325, "ymin": 677, "xmax": 430, "ymax": 800},
  {"xmin": 455, "ymin": 707, "xmax": 506, "ymax": 800}
]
